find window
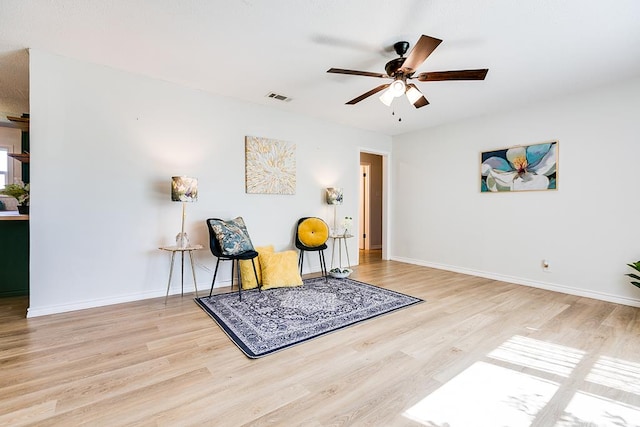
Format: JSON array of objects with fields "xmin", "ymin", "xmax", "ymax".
[
  {"xmin": 0, "ymin": 146, "xmax": 17, "ymax": 190},
  {"xmin": 0, "ymin": 147, "xmax": 7, "ymax": 189}
]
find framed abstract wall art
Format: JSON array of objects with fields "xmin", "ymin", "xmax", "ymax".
[
  {"xmin": 245, "ymin": 135, "xmax": 296, "ymax": 195},
  {"xmin": 481, "ymin": 141, "xmax": 558, "ymax": 192}
]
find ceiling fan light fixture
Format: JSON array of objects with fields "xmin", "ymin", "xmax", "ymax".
[
  {"xmin": 379, "ymin": 88, "xmax": 395, "ymax": 106},
  {"xmin": 389, "ymin": 79, "xmax": 406, "ymax": 97},
  {"xmin": 406, "ymin": 86, "xmax": 422, "ymax": 105}
]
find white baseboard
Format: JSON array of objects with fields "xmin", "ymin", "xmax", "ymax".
[
  {"xmin": 391, "ymin": 256, "xmax": 640, "ymax": 308},
  {"xmin": 26, "ymin": 282, "xmax": 219, "ymax": 318}
]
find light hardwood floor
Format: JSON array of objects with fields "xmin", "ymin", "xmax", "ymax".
[{"xmin": 2, "ymin": 256, "xmax": 640, "ymax": 426}]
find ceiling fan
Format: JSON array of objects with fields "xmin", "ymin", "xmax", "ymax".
[{"xmin": 327, "ymin": 34, "xmax": 488, "ymax": 108}]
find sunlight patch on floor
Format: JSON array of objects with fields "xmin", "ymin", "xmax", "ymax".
[
  {"xmin": 586, "ymin": 355, "xmax": 640, "ymax": 395},
  {"xmin": 403, "ymin": 361, "xmax": 559, "ymax": 426},
  {"xmin": 403, "ymin": 334, "xmax": 640, "ymax": 426},
  {"xmin": 556, "ymin": 391, "xmax": 640, "ymax": 426},
  {"xmin": 488, "ymin": 335, "xmax": 585, "ymax": 377}
]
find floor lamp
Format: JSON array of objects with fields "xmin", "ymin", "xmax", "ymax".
[{"xmin": 171, "ymin": 176, "xmax": 198, "ymax": 248}]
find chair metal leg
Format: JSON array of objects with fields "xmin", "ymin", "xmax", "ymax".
[
  {"xmin": 298, "ymin": 250, "xmax": 304, "ymax": 275},
  {"xmin": 236, "ymin": 259, "xmax": 243, "ymax": 301},
  {"xmin": 209, "ymin": 258, "xmax": 221, "ymax": 296},
  {"xmin": 251, "ymin": 259, "xmax": 261, "ymax": 292},
  {"xmin": 229, "ymin": 260, "xmax": 236, "ymax": 292},
  {"xmin": 324, "ymin": 250, "xmax": 328, "ymax": 280},
  {"xmin": 319, "ymin": 250, "xmax": 328, "ymax": 281}
]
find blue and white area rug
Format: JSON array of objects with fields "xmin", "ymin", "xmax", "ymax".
[{"xmin": 194, "ymin": 276, "xmax": 423, "ymax": 358}]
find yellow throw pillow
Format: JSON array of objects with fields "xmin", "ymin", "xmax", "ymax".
[
  {"xmin": 297, "ymin": 217, "xmax": 329, "ymax": 248},
  {"xmin": 259, "ymin": 250, "xmax": 303, "ymax": 290},
  {"xmin": 239, "ymin": 245, "xmax": 274, "ymax": 289}
]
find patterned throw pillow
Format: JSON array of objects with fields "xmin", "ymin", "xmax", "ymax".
[{"xmin": 210, "ymin": 217, "xmax": 255, "ymax": 256}]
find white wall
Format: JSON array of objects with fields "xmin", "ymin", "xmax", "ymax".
[
  {"xmin": 392, "ymin": 76, "xmax": 640, "ymax": 306},
  {"xmin": 28, "ymin": 49, "xmax": 391, "ymax": 316}
]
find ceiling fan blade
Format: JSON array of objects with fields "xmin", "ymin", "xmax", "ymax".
[
  {"xmin": 406, "ymin": 84, "xmax": 429, "ymax": 108},
  {"xmin": 346, "ymin": 84, "xmax": 390, "ymax": 105},
  {"xmin": 399, "ymin": 35, "xmax": 442, "ymax": 74},
  {"xmin": 327, "ymin": 68, "xmax": 388, "ymax": 78},
  {"xmin": 416, "ymin": 69, "xmax": 489, "ymax": 81}
]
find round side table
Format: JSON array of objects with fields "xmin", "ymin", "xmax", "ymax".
[{"xmin": 159, "ymin": 244, "xmax": 203, "ymax": 303}]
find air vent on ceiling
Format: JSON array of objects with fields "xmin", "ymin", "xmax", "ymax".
[{"xmin": 266, "ymin": 92, "xmax": 292, "ymax": 102}]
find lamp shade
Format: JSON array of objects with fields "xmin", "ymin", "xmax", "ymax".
[
  {"xmin": 379, "ymin": 88, "xmax": 395, "ymax": 106},
  {"xmin": 389, "ymin": 79, "xmax": 406, "ymax": 97},
  {"xmin": 326, "ymin": 187, "xmax": 343, "ymax": 205},
  {"xmin": 406, "ymin": 86, "xmax": 422, "ymax": 105},
  {"xmin": 171, "ymin": 176, "xmax": 198, "ymax": 202}
]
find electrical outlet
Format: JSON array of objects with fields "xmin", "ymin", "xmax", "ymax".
[{"xmin": 542, "ymin": 259, "xmax": 550, "ymax": 271}]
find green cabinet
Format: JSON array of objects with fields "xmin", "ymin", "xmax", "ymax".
[{"xmin": 0, "ymin": 219, "xmax": 29, "ymax": 296}]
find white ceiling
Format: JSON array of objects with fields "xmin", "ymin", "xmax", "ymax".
[{"xmin": 1, "ymin": 0, "xmax": 639, "ymax": 135}]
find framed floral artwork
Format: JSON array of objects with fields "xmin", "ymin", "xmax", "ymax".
[
  {"xmin": 245, "ymin": 136, "xmax": 296, "ymax": 195},
  {"xmin": 481, "ymin": 141, "xmax": 558, "ymax": 192}
]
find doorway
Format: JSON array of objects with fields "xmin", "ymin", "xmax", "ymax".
[{"xmin": 359, "ymin": 152, "xmax": 385, "ymax": 263}]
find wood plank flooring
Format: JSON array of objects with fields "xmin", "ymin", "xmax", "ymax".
[{"xmin": 2, "ymin": 253, "xmax": 640, "ymax": 426}]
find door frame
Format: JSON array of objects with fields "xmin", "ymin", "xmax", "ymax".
[
  {"xmin": 358, "ymin": 147, "xmax": 390, "ymax": 261},
  {"xmin": 359, "ymin": 163, "xmax": 371, "ymax": 250}
]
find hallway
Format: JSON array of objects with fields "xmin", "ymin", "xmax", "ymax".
[{"xmin": 359, "ymin": 249, "xmax": 382, "ymax": 265}]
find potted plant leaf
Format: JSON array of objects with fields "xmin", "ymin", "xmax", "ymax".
[
  {"xmin": 626, "ymin": 261, "xmax": 640, "ymax": 289},
  {"xmin": 0, "ymin": 180, "xmax": 30, "ymax": 214}
]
